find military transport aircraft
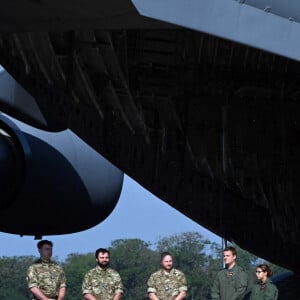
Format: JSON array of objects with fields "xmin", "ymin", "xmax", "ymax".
[{"xmin": 0, "ymin": 0, "xmax": 300, "ymax": 274}]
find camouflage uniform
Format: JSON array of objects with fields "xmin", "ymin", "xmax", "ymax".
[
  {"xmin": 250, "ymin": 278, "xmax": 278, "ymax": 300},
  {"xmin": 26, "ymin": 259, "xmax": 66, "ymax": 299},
  {"xmin": 82, "ymin": 266, "xmax": 124, "ymax": 300},
  {"xmin": 211, "ymin": 264, "xmax": 248, "ymax": 300},
  {"xmin": 147, "ymin": 268, "xmax": 188, "ymax": 300}
]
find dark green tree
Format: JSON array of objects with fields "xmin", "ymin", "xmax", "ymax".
[
  {"xmin": 0, "ymin": 255, "xmax": 35, "ymax": 300},
  {"xmin": 109, "ymin": 238, "xmax": 157, "ymax": 300},
  {"xmin": 63, "ymin": 253, "xmax": 95, "ymax": 300}
]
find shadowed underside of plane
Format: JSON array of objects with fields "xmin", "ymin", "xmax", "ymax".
[
  {"xmin": 0, "ymin": 108, "xmax": 124, "ymax": 236},
  {"xmin": 0, "ymin": 0, "xmax": 300, "ymax": 271}
]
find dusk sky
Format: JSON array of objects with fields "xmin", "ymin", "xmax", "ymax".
[{"xmin": 0, "ymin": 176, "xmax": 220, "ymax": 260}]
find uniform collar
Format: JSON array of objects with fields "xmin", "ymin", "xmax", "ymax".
[
  {"xmin": 161, "ymin": 268, "xmax": 175, "ymax": 276},
  {"xmin": 36, "ymin": 258, "xmax": 53, "ymax": 265},
  {"xmin": 96, "ymin": 265, "xmax": 108, "ymax": 273},
  {"xmin": 226, "ymin": 263, "xmax": 237, "ymax": 272}
]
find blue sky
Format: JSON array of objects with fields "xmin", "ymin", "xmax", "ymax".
[{"xmin": 0, "ymin": 175, "xmax": 220, "ymax": 261}]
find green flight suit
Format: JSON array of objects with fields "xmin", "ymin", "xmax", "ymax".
[
  {"xmin": 211, "ymin": 264, "xmax": 249, "ymax": 300},
  {"xmin": 250, "ymin": 278, "xmax": 278, "ymax": 300}
]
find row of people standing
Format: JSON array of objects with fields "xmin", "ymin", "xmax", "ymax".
[
  {"xmin": 211, "ymin": 246, "xmax": 278, "ymax": 300},
  {"xmin": 26, "ymin": 240, "xmax": 278, "ymax": 300}
]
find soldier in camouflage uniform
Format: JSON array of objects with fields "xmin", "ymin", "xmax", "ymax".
[
  {"xmin": 26, "ymin": 240, "xmax": 66, "ymax": 300},
  {"xmin": 82, "ymin": 248, "xmax": 123, "ymax": 300},
  {"xmin": 147, "ymin": 251, "xmax": 187, "ymax": 300}
]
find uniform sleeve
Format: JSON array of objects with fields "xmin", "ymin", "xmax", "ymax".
[
  {"xmin": 178, "ymin": 273, "xmax": 188, "ymax": 292},
  {"xmin": 249, "ymin": 284, "xmax": 256, "ymax": 300},
  {"xmin": 267, "ymin": 283, "xmax": 278, "ymax": 300},
  {"xmin": 27, "ymin": 265, "xmax": 39, "ymax": 289},
  {"xmin": 82, "ymin": 272, "xmax": 93, "ymax": 295},
  {"xmin": 211, "ymin": 274, "xmax": 221, "ymax": 300},
  {"xmin": 147, "ymin": 274, "xmax": 157, "ymax": 294},
  {"xmin": 274, "ymin": 285, "xmax": 279, "ymax": 300},
  {"xmin": 113, "ymin": 272, "xmax": 124, "ymax": 295},
  {"xmin": 58, "ymin": 268, "xmax": 67, "ymax": 289},
  {"xmin": 231, "ymin": 270, "xmax": 248, "ymax": 300}
]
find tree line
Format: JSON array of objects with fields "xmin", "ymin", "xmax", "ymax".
[{"xmin": 0, "ymin": 232, "xmax": 288, "ymax": 300}]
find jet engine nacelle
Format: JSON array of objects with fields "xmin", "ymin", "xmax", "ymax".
[{"xmin": 0, "ymin": 113, "xmax": 124, "ymax": 237}]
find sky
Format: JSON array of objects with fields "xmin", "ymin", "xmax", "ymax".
[{"xmin": 0, "ymin": 176, "xmax": 221, "ymax": 261}]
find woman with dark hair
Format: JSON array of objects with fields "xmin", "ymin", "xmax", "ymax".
[{"xmin": 250, "ymin": 264, "xmax": 278, "ymax": 300}]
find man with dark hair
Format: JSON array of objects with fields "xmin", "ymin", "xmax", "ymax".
[
  {"xmin": 82, "ymin": 248, "xmax": 123, "ymax": 300},
  {"xmin": 147, "ymin": 251, "xmax": 187, "ymax": 300},
  {"xmin": 26, "ymin": 240, "xmax": 66, "ymax": 300},
  {"xmin": 211, "ymin": 246, "xmax": 248, "ymax": 300}
]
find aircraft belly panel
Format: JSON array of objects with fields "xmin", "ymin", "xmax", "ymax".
[
  {"xmin": 244, "ymin": 0, "xmax": 300, "ymax": 23},
  {"xmin": 132, "ymin": 0, "xmax": 300, "ymax": 62}
]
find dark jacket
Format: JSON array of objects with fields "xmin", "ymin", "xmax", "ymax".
[
  {"xmin": 211, "ymin": 264, "xmax": 249, "ymax": 300},
  {"xmin": 250, "ymin": 278, "xmax": 278, "ymax": 300}
]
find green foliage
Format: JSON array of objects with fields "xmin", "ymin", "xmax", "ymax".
[
  {"xmin": 63, "ymin": 252, "xmax": 95, "ymax": 300},
  {"xmin": 0, "ymin": 255, "xmax": 35, "ymax": 300},
  {"xmin": 0, "ymin": 234, "xmax": 290, "ymax": 300},
  {"xmin": 109, "ymin": 239, "xmax": 157, "ymax": 300}
]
